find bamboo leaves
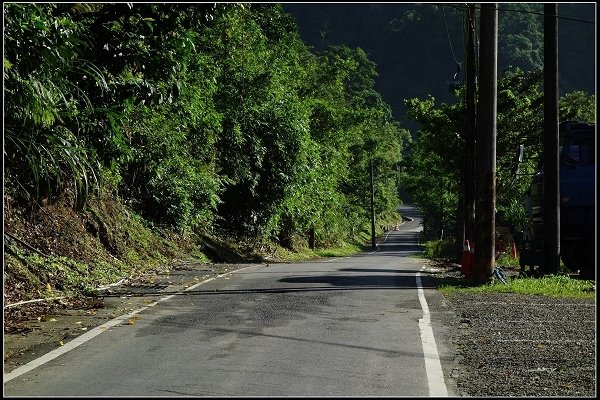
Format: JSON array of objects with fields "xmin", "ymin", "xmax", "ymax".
[{"xmin": 5, "ymin": 3, "xmax": 408, "ymax": 248}]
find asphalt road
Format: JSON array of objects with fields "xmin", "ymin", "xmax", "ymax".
[{"xmin": 4, "ymin": 205, "xmax": 458, "ymax": 397}]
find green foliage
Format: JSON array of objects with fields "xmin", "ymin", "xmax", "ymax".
[
  {"xmin": 498, "ymin": 3, "xmax": 544, "ymax": 72},
  {"xmin": 4, "ymin": 3, "xmax": 103, "ymax": 208},
  {"xmin": 560, "ymin": 91, "xmax": 596, "ymax": 123},
  {"xmin": 4, "ymin": 3, "xmax": 407, "ymax": 253},
  {"xmin": 495, "ymin": 253, "xmax": 520, "ymax": 267},
  {"xmin": 422, "ymin": 239, "xmax": 456, "ymax": 259},
  {"xmin": 280, "ymin": 45, "xmax": 402, "ymax": 245},
  {"xmin": 494, "ymin": 68, "xmax": 544, "ymax": 234},
  {"xmin": 400, "ymin": 67, "xmax": 595, "ymax": 246},
  {"xmin": 400, "ymin": 95, "xmax": 463, "ymax": 240},
  {"xmin": 6, "ymin": 3, "xmax": 591, "ymax": 259},
  {"xmin": 201, "ymin": 4, "xmax": 312, "ymax": 237},
  {"xmin": 439, "ymin": 275, "xmax": 595, "ymax": 299}
]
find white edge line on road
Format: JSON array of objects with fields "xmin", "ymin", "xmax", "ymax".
[
  {"xmin": 3, "ymin": 265, "xmax": 255, "ymax": 383},
  {"xmin": 320, "ymin": 257, "xmax": 351, "ymax": 263},
  {"xmin": 416, "ymin": 267, "xmax": 448, "ymax": 397}
]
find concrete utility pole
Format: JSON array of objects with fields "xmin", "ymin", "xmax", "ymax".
[
  {"xmin": 370, "ymin": 159, "xmax": 377, "ymax": 250},
  {"xmin": 464, "ymin": 3, "xmax": 477, "ymax": 249},
  {"xmin": 474, "ymin": 3, "xmax": 497, "ymax": 283},
  {"xmin": 543, "ymin": 3, "xmax": 560, "ymax": 274}
]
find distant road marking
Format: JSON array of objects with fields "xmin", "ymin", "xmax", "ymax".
[
  {"xmin": 320, "ymin": 257, "xmax": 351, "ymax": 263},
  {"xmin": 3, "ymin": 266, "xmax": 255, "ymax": 383},
  {"xmin": 416, "ymin": 267, "xmax": 448, "ymax": 397}
]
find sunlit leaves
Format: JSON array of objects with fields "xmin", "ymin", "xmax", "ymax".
[
  {"xmin": 401, "ymin": 66, "xmax": 595, "ymax": 240},
  {"xmin": 559, "ymin": 91, "xmax": 596, "ymax": 123},
  {"xmin": 5, "ymin": 3, "xmax": 408, "ymax": 248},
  {"xmin": 4, "ymin": 3, "xmax": 105, "ymax": 207}
]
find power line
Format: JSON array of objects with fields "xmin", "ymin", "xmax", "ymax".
[
  {"xmin": 442, "ymin": 5, "xmax": 461, "ymax": 66},
  {"xmin": 498, "ymin": 5, "xmax": 595, "ymax": 24},
  {"xmin": 442, "ymin": 4, "xmax": 595, "ymax": 24}
]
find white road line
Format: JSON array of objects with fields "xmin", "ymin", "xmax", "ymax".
[
  {"xmin": 3, "ymin": 266, "xmax": 255, "ymax": 383},
  {"xmin": 320, "ymin": 257, "xmax": 351, "ymax": 263},
  {"xmin": 416, "ymin": 267, "xmax": 448, "ymax": 397}
]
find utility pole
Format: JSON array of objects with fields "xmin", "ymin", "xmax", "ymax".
[
  {"xmin": 474, "ymin": 3, "xmax": 497, "ymax": 283},
  {"xmin": 370, "ymin": 159, "xmax": 377, "ymax": 250},
  {"xmin": 464, "ymin": 3, "xmax": 477, "ymax": 252},
  {"xmin": 543, "ymin": 3, "xmax": 560, "ymax": 274}
]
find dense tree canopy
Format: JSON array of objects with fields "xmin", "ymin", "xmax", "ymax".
[
  {"xmin": 4, "ymin": 3, "xmax": 594, "ymax": 256},
  {"xmin": 4, "ymin": 3, "xmax": 405, "ymax": 249}
]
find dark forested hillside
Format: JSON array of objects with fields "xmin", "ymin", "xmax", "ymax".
[
  {"xmin": 282, "ymin": 3, "xmax": 596, "ymax": 124},
  {"xmin": 282, "ymin": 2, "xmax": 596, "ymax": 252}
]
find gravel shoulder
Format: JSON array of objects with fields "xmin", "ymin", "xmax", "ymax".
[
  {"xmin": 429, "ymin": 262, "xmax": 597, "ymax": 397},
  {"xmin": 445, "ymin": 291, "xmax": 596, "ymax": 397}
]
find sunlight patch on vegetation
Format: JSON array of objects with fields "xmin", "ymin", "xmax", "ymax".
[
  {"xmin": 495, "ymin": 253, "xmax": 520, "ymax": 267},
  {"xmin": 315, "ymin": 242, "xmax": 361, "ymax": 258},
  {"xmin": 422, "ymin": 238, "xmax": 456, "ymax": 259}
]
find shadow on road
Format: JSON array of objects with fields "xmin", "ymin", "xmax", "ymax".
[
  {"xmin": 100, "ymin": 276, "xmax": 437, "ymax": 299},
  {"xmin": 337, "ymin": 267, "xmax": 425, "ymax": 274},
  {"xmin": 279, "ymin": 274, "xmax": 425, "ymax": 288}
]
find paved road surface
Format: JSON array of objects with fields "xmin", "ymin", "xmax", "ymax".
[{"xmin": 4, "ymin": 205, "xmax": 457, "ymax": 396}]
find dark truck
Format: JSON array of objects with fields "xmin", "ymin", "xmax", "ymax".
[{"xmin": 519, "ymin": 121, "xmax": 596, "ymax": 279}]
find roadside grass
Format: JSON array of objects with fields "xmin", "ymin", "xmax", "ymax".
[
  {"xmin": 409, "ymin": 253, "xmax": 427, "ymax": 259},
  {"xmin": 272, "ymin": 246, "xmax": 318, "ymax": 261},
  {"xmin": 273, "ymin": 241, "xmax": 362, "ymax": 261},
  {"xmin": 437, "ymin": 274, "xmax": 596, "ymax": 299},
  {"xmin": 422, "ymin": 237, "xmax": 596, "ymax": 298},
  {"xmin": 428, "ymin": 239, "xmax": 594, "ymax": 298},
  {"xmin": 315, "ymin": 242, "xmax": 362, "ymax": 258},
  {"xmin": 495, "ymin": 253, "xmax": 520, "ymax": 267},
  {"xmin": 423, "ymin": 238, "xmax": 456, "ymax": 259},
  {"xmin": 278, "ymin": 219, "xmax": 399, "ymax": 261}
]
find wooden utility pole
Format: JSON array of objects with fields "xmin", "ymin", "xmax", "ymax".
[
  {"xmin": 464, "ymin": 3, "xmax": 477, "ymax": 249},
  {"xmin": 474, "ymin": 3, "xmax": 497, "ymax": 283},
  {"xmin": 543, "ymin": 3, "xmax": 560, "ymax": 274},
  {"xmin": 370, "ymin": 159, "xmax": 377, "ymax": 250}
]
